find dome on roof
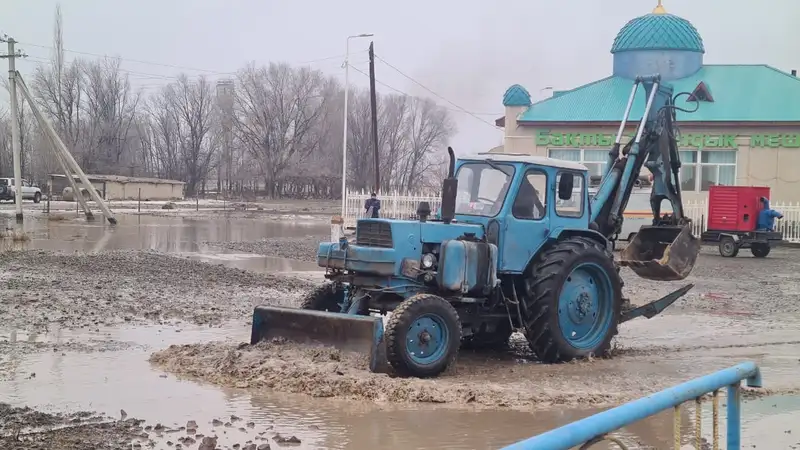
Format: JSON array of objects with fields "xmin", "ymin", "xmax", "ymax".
[
  {"xmin": 502, "ymin": 84, "xmax": 531, "ymax": 107},
  {"xmin": 611, "ymin": 12, "xmax": 704, "ymax": 54}
]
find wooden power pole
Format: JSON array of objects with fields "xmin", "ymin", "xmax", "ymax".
[{"xmin": 368, "ymin": 42, "xmax": 380, "ymax": 193}]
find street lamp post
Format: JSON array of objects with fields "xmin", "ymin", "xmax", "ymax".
[{"xmin": 341, "ymin": 33, "xmax": 374, "ymax": 217}]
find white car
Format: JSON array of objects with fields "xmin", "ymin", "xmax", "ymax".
[{"xmin": 0, "ymin": 178, "xmax": 43, "ymax": 203}]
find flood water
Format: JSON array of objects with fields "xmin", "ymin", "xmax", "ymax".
[
  {"xmin": 1, "ymin": 213, "xmax": 799, "ymax": 449},
  {"xmin": 3, "ymin": 213, "xmax": 327, "ymax": 273}
]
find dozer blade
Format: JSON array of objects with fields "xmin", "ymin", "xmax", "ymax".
[
  {"xmin": 618, "ymin": 223, "xmax": 701, "ymax": 281},
  {"xmin": 250, "ymin": 306, "xmax": 388, "ymax": 373}
]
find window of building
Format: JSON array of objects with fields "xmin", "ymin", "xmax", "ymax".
[
  {"xmin": 678, "ymin": 150, "xmax": 736, "ymax": 192},
  {"xmin": 548, "ymin": 149, "xmax": 608, "ymax": 176}
]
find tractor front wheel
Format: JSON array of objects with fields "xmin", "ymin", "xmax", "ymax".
[
  {"xmin": 522, "ymin": 236, "xmax": 622, "ymax": 362},
  {"xmin": 300, "ymin": 282, "xmax": 346, "ymax": 312},
  {"xmin": 385, "ymin": 294, "xmax": 461, "ymax": 378},
  {"xmin": 751, "ymin": 243, "xmax": 771, "ymax": 258},
  {"xmin": 719, "ymin": 237, "xmax": 739, "ymax": 257}
]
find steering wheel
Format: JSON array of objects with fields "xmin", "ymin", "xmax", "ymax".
[{"xmin": 476, "ymin": 196, "xmax": 495, "ymax": 205}]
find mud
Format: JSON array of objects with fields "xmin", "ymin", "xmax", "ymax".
[
  {"xmin": 205, "ymin": 234, "xmax": 330, "ymax": 263},
  {"xmin": 150, "ymin": 247, "xmax": 800, "ymax": 411},
  {"xmin": 0, "ymin": 250, "xmax": 312, "ymax": 332},
  {"xmin": 0, "ymin": 402, "xmax": 294, "ymax": 450},
  {"xmin": 0, "ymin": 403, "xmax": 149, "ymax": 450}
]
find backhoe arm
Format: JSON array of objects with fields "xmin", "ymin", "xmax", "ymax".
[{"xmin": 589, "ymin": 75, "xmax": 701, "ymax": 281}]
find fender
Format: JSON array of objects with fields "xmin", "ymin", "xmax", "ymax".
[{"xmin": 522, "ymin": 227, "xmax": 611, "ymax": 271}]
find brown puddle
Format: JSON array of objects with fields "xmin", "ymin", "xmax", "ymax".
[
  {"xmin": 0, "ymin": 321, "xmax": 798, "ymax": 449},
  {"xmin": 0, "ymin": 214, "xmax": 327, "ymax": 273},
  {"xmin": 0, "ymin": 215, "xmax": 800, "ymax": 448}
]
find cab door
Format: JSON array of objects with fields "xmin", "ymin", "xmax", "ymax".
[{"xmin": 500, "ymin": 169, "xmax": 550, "ymax": 273}]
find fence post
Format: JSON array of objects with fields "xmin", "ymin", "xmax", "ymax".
[
  {"xmin": 138, "ymin": 188, "xmax": 141, "ymax": 212},
  {"xmin": 331, "ymin": 215, "xmax": 344, "ymax": 242}
]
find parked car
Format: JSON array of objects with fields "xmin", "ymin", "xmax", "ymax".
[{"xmin": 0, "ymin": 178, "xmax": 42, "ymax": 203}]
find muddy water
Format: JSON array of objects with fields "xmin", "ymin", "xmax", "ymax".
[
  {"xmin": 3, "ymin": 214, "xmax": 327, "ymax": 272},
  {"xmin": 2, "ymin": 215, "xmax": 800, "ymax": 448},
  {"xmin": 2, "ymin": 320, "xmax": 798, "ymax": 449}
]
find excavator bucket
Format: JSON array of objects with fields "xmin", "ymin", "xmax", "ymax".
[
  {"xmin": 250, "ymin": 306, "xmax": 389, "ymax": 373},
  {"xmin": 618, "ymin": 223, "xmax": 701, "ymax": 281}
]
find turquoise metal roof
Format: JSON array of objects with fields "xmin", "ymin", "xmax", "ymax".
[
  {"xmin": 502, "ymin": 84, "xmax": 532, "ymax": 107},
  {"xmin": 517, "ymin": 65, "xmax": 800, "ymax": 123},
  {"xmin": 611, "ymin": 13, "xmax": 704, "ymax": 54}
]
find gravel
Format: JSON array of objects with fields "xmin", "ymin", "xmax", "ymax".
[{"xmin": 0, "ymin": 250, "xmax": 314, "ymax": 332}]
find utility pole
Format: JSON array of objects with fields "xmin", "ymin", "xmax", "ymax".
[
  {"xmin": 341, "ymin": 33, "xmax": 373, "ymax": 216},
  {"xmin": 368, "ymin": 42, "xmax": 380, "ymax": 193},
  {"xmin": 0, "ymin": 36, "xmax": 26, "ymax": 222}
]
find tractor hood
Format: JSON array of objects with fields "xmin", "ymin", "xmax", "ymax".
[{"xmin": 317, "ymin": 218, "xmax": 484, "ymax": 277}]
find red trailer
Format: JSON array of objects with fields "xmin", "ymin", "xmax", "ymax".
[{"xmin": 700, "ymin": 185, "xmax": 783, "ymax": 257}]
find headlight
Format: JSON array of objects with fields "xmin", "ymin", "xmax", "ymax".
[{"xmin": 421, "ymin": 253, "xmax": 437, "ymax": 269}]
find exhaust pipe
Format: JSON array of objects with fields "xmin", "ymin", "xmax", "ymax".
[{"xmin": 440, "ymin": 147, "xmax": 458, "ymax": 224}]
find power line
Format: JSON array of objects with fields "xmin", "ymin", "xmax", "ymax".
[
  {"xmin": 373, "ymin": 54, "xmax": 502, "ymax": 129},
  {"xmin": 17, "ymin": 40, "xmax": 362, "ymax": 75},
  {"xmin": 349, "ymin": 65, "xmax": 502, "ymax": 119}
]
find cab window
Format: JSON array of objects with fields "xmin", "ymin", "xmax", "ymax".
[
  {"xmin": 555, "ymin": 171, "xmax": 585, "ymax": 218},
  {"xmin": 512, "ymin": 170, "xmax": 547, "ymax": 220}
]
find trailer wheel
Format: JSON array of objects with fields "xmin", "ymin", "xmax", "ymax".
[
  {"xmin": 522, "ymin": 236, "xmax": 622, "ymax": 362},
  {"xmin": 718, "ymin": 237, "xmax": 739, "ymax": 257},
  {"xmin": 751, "ymin": 243, "xmax": 770, "ymax": 258},
  {"xmin": 300, "ymin": 282, "xmax": 347, "ymax": 312},
  {"xmin": 385, "ymin": 293, "xmax": 461, "ymax": 378}
]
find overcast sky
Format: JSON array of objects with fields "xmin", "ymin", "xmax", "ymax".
[{"xmin": 3, "ymin": 0, "xmax": 799, "ymax": 154}]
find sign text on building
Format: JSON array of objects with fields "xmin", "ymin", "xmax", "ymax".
[{"xmin": 535, "ymin": 130, "xmax": 800, "ymax": 149}]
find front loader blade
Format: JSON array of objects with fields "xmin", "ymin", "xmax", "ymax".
[
  {"xmin": 250, "ymin": 305, "xmax": 388, "ymax": 373},
  {"xmin": 619, "ymin": 223, "xmax": 701, "ymax": 281},
  {"xmin": 620, "ymin": 283, "xmax": 694, "ymax": 324}
]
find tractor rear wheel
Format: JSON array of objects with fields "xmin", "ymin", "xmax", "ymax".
[
  {"xmin": 751, "ymin": 243, "xmax": 771, "ymax": 258},
  {"xmin": 522, "ymin": 236, "xmax": 622, "ymax": 362},
  {"xmin": 300, "ymin": 282, "xmax": 346, "ymax": 312},
  {"xmin": 385, "ymin": 294, "xmax": 461, "ymax": 378}
]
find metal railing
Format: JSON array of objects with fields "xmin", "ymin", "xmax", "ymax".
[{"xmin": 501, "ymin": 361, "xmax": 762, "ymax": 450}]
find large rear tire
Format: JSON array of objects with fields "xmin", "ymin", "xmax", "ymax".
[
  {"xmin": 522, "ymin": 236, "xmax": 622, "ymax": 362},
  {"xmin": 385, "ymin": 294, "xmax": 461, "ymax": 378},
  {"xmin": 300, "ymin": 282, "xmax": 346, "ymax": 312}
]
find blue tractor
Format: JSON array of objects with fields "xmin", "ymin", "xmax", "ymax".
[{"xmin": 251, "ymin": 75, "xmax": 701, "ymax": 378}]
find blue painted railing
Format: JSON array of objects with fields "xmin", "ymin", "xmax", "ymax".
[{"xmin": 502, "ymin": 361, "xmax": 762, "ymax": 450}]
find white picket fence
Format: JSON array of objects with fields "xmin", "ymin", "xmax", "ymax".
[{"xmin": 344, "ymin": 189, "xmax": 800, "ymax": 243}]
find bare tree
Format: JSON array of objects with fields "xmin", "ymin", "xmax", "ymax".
[
  {"xmin": 31, "ymin": 4, "xmax": 85, "ymax": 155},
  {"xmin": 233, "ymin": 63, "xmax": 328, "ymax": 197},
  {"xmin": 167, "ymin": 75, "xmax": 218, "ymax": 195},
  {"xmin": 81, "ymin": 58, "xmax": 140, "ymax": 173}
]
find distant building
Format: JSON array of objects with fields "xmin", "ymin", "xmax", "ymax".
[
  {"xmin": 496, "ymin": 1, "xmax": 800, "ymax": 202},
  {"xmin": 48, "ymin": 174, "xmax": 185, "ymax": 201}
]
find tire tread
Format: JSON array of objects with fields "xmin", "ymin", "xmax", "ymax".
[{"xmin": 522, "ymin": 236, "xmax": 622, "ymax": 363}]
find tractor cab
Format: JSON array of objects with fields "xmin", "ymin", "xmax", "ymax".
[{"xmin": 451, "ymin": 153, "xmax": 591, "ymax": 272}]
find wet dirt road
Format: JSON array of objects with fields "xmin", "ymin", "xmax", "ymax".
[{"xmin": 1, "ymin": 213, "xmax": 800, "ymax": 449}]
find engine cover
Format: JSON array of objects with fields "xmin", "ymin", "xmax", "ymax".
[{"xmin": 436, "ymin": 239, "xmax": 498, "ymax": 295}]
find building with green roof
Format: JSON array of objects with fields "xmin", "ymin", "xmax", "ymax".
[{"xmin": 496, "ymin": 1, "xmax": 800, "ymax": 202}]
